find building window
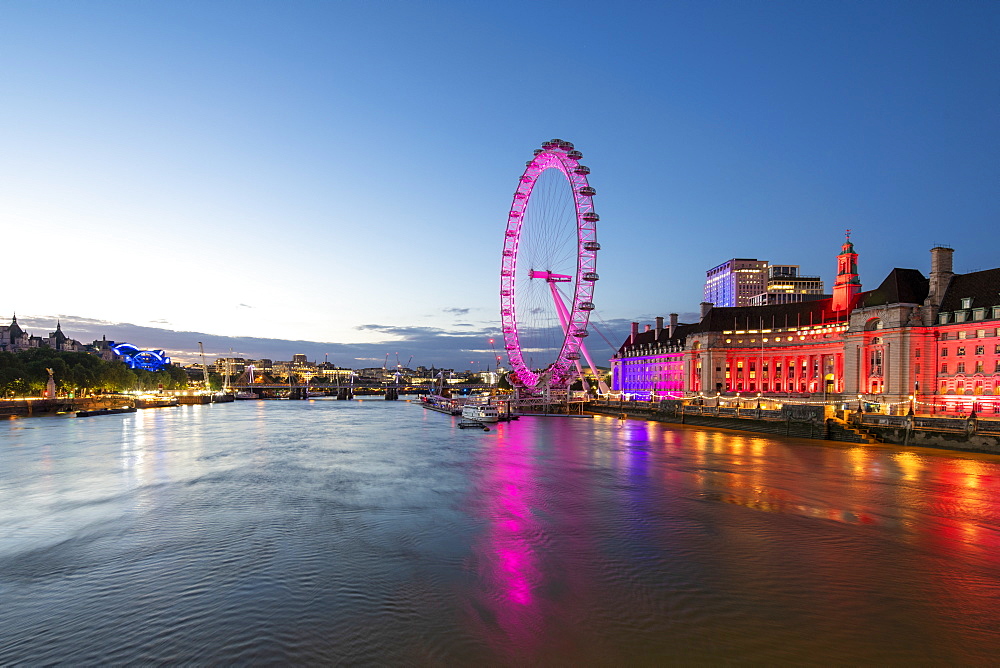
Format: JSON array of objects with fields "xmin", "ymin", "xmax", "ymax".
[
  {"xmin": 995, "ymin": 361, "xmax": 1000, "ymax": 372},
  {"xmin": 941, "ymin": 363, "xmax": 948, "ymax": 373},
  {"xmin": 976, "ymin": 346, "xmax": 985, "ymax": 355},
  {"xmin": 977, "ymin": 329, "xmax": 986, "ymax": 338},
  {"xmin": 962, "ymin": 297, "xmax": 973, "ymax": 309},
  {"xmin": 915, "ymin": 348, "xmax": 921, "ymax": 358},
  {"xmin": 957, "ymin": 363, "xmax": 966, "ymax": 373},
  {"xmin": 957, "ymin": 347, "xmax": 966, "ymax": 356},
  {"xmin": 976, "ymin": 362, "xmax": 984, "ymax": 373},
  {"xmin": 942, "ymin": 348, "xmax": 949, "ymax": 357},
  {"xmin": 959, "ymin": 331, "xmax": 968, "ymax": 340},
  {"xmin": 993, "ymin": 307, "xmax": 1000, "ymax": 319},
  {"xmin": 939, "ymin": 313, "xmax": 950, "ymax": 324}
]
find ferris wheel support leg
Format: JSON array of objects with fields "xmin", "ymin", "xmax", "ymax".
[{"xmin": 548, "ymin": 281, "xmax": 610, "ymax": 396}]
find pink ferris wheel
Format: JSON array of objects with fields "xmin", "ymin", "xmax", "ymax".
[{"xmin": 500, "ymin": 139, "xmax": 602, "ymax": 393}]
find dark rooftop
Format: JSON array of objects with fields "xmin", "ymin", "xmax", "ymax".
[
  {"xmin": 860, "ymin": 268, "xmax": 928, "ymax": 307},
  {"xmin": 617, "ymin": 322, "xmax": 698, "ymax": 355},
  {"xmin": 692, "ymin": 297, "xmax": 841, "ymax": 333},
  {"xmin": 939, "ymin": 268, "xmax": 1000, "ymax": 311}
]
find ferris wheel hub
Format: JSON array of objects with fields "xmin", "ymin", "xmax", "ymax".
[{"xmin": 529, "ymin": 270, "xmax": 572, "ymax": 282}]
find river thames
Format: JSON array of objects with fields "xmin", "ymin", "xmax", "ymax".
[{"xmin": 2, "ymin": 399, "xmax": 999, "ymax": 664}]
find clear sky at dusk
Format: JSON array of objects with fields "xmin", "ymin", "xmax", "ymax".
[{"xmin": 2, "ymin": 1, "xmax": 997, "ymax": 368}]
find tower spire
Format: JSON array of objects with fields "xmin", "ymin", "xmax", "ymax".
[{"xmin": 832, "ymin": 234, "xmax": 861, "ymax": 311}]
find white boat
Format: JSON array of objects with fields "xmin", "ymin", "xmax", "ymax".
[
  {"xmin": 234, "ymin": 391, "xmax": 259, "ymax": 400},
  {"xmin": 462, "ymin": 403, "xmax": 500, "ymax": 423}
]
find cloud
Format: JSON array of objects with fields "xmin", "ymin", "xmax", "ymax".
[
  {"xmin": 443, "ymin": 307, "xmax": 470, "ymax": 316},
  {"xmin": 239, "ymin": 303, "xmax": 253, "ymax": 309}
]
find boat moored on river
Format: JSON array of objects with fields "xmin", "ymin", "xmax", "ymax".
[{"xmin": 461, "ymin": 403, "xmax": 500, "ymax": 423}]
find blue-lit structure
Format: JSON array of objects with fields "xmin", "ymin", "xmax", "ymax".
[{"xmin": 111, "ymin": 343, "xmax": 171, "ymax": 372}]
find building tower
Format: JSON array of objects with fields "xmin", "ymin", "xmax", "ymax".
[
  {"xmin": 703, "ymin": 258, "xmax": 768, "ymax": 308},
  {"xmin": 832, "ymin": 232, "xmax": 861, "ymax": 312}
]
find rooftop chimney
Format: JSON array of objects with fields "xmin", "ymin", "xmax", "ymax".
[
  {"xmin": 655, "ymin": 316, "xmax": 664, "ymax": 340},
  {"xmin": 926, "ymin": 246, "xmax": 955, "ymax": 317},
  {"xmin": 700, "ymin": 302, "xmax": 713, "ymax": 319},
  {"xmin": 630, "ymin": 321, "xmax": 639, "ymax": 345},
  {"xmin": 644, "ymin": 324, "xmax": 651, "ymax": 333},
  {"xmin": 669, "ymin": 313, "xmax": 678, "ymax": 338}
]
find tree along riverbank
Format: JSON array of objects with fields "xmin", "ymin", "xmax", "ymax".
[{"xmin": 0, "ymin": 348, "xmax": 188, "ymax": 397}]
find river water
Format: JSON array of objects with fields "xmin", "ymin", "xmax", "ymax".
[{"xmin": 1, "ymin": 399, "xmax": 999, "ymax": 665}]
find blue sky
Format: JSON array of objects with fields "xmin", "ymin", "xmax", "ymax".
[{"xmin": 2, "ymin": 1, "xmax": 997, "ymax": 368}]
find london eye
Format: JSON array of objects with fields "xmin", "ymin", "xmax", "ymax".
[{"xmin": 499, "ymin": 139, "xmax": 604, "ymax": 396}]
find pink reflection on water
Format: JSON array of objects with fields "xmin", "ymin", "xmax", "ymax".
[{"xmin": 464, "ymin": 422, "xmax": 546, "ymax": 659}]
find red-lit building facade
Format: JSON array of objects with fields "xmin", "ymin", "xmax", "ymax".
[{"xmin": 611, "ymin": 241, "xmax": 1000, "ymax": 416}]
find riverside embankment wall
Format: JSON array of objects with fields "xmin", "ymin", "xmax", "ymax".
[
  {"xmin": 0, "ymin": 396, "xmax": 133, "ymax": 418},
  {"xmin": 587, "ymin": 400, "xmax": 1000, "ymax": 455}
]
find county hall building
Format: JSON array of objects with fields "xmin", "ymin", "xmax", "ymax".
[{"xmin": 611, "ymin": 240, "xmax": 1000, "ymax": 416}]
